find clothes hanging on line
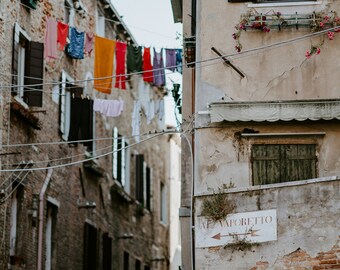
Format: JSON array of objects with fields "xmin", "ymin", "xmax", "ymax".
[
  {"xmin": 68, "ymin": 98, "xmax": 93, "ymax": 150},
  {"xmin": 94, "ymin": 36, "xmax": 116, "ymax": 94},
  {"xmin": 153, "ymin": 48, "xmax": 166, "ymax": 87},
  {"xmin": 93, "ymin": 99, "xmax": 124, "ymax": 117},
  {"xmin": 57, "ymin": 21, "xmax": 69, "ymax": 51},
  {"xmin": 127, "ymin": 44, "xmax": 143, "ymax": 74},
  {"xmin": 115, "ymin": 41, "xmax": 127, "ymax": 90},
  {"xmin": 65, "ymin": 27, "xmax": 85, "ymax": 59},
  {"xmin": 176, "ymin": 49, "xmax": 183, "ymax": 74},
  {"xmin": 44, "ymin": 17, "xmax": 58, "ymax": 61},
  {"xmin": 165, "ymin": 49, "xmax": 177, "ymax": 72},
  {"xmin": 142, "ymin": 47, "xmax": 153, "ymax": 83},
  {"xmin": 146, "ymin": 100, "xmax": 155, "ymax": 125},
  {"xmin": 131, "ymin": 100, "xmax": 141, "ymax": 142},
  {"xmin": 84, "ymin": 32, "xmax": 94, "ymax": 56}
]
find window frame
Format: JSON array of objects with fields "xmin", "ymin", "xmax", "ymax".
[{"xmin": 160, "ymin": 182, "xmax": 167, "ymax": 224}]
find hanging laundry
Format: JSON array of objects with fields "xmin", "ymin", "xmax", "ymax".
[
  {"xmin": 44, "ymin": 17, "xmax": 58, "ymax": 61},
  {"xmin": 142, "ymin": 47, "xmax": 153, "ymax": 83},
  {"xmin": 65, "ymin": 27, "xmax": 84, "ymax": 59},
  {"xmin": 115, "ymin": 41, "xmax": 127, "ymax": 90},
  {"xmin": 57, "ymin": 21, "xmax": 69, "ymax": 51},
  {"xmin": 146, "ymin": 100, "xmax": 155, "ymax": 125},
  {"xmin": 93, "ymin": 99, "xmax": 124, "ymax": 117},
  {"xmin": 127, "ymin": 44, "xmax": 143, "ymax": 74},
  {"xmin": 84, "ymin": 32, "xmax": 94, "ymax": 56},
  {"xmin": 131, "ymin": 100, "xmax": 141, "ymax": 142},
  {"xmin": 165, "ymin": 49, "xmax": 177, "ymax": 72},
  {"xmin": 94, "ymin": 36, "xmax": 115, "ymax": 94},
  {"xmin": 176, "ymin": 49, "xmax": 183, "ymax": 74},
  {"xmin": 158, "ymin": 99, "xmax": 164, "ymax": 122},
  {"xmin": 68, "ymin": 98, "xmax": 93, "ymax": 150},
  {"xmin": 153, "ymin": 48, "xmax": 166, "ymax": 87}
]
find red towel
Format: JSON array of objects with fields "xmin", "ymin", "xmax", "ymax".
[{"xmin": 57, "ymin": 21, "xmax": 69, "ymax": 50}]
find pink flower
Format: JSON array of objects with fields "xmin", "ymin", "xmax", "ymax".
[
  {"xmin": 319, "ymin": 22, "xmax": 324, "ymax": 28},
  {"xmin": 335, "ymin": 27, "xmax": 340, "ymax": 33},
  {"xmin": 276, "ymin": 12, "xmax": 282, "ymax": 16},
  {"xmin": 232, "ymin": 33, "xmax": 237, "ymax": 40},
  {"xmin": 323, "ymin": 15, "xmax": 329, "ymax": 22},
  {"xmin": 235, "ymin": 45, "xmax": 241, "ymax": 53},
  {"xmin": 335, "ymin": 17, "xmax": 340, "ymax": 23},
  {"xmin": 305, "ymin": 51, "xmax": 311, "ymax": 59},
  {"xmin": 316, "ymin": 48, "xmax": 321, "ymax": 55},
  {"xmin": 327, "ymin": 31, "xmax": 334, "ymax": 40},
  {"xmin": 239, "ymin": 24, "xmax": 245, "ymax": 30}
]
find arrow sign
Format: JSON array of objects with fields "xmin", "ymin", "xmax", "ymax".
[{"xmin": 212, "ymin": 229, "xmax": 260, "ymax": 240}]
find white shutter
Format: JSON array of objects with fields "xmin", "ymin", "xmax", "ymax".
[
  {"xmin": 143, "ymin": 161, "xmax": 147, "ymax": 207},
  {"xmin": 60, "ymin": 73, "xmax": 66, "ymax": 135},
  {"xmin": 121, "ymin": 138, "xmax": 126, "ymax": 186},
  {"xmin": 112, "ymin": 127, "xmax": 118, "ymax": 179}
]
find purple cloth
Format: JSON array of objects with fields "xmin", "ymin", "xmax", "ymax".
[
  {"xmin": 152, "ymin": 48, "xmax": 166, "ymax": 87},
  {"xmin": 84, "ymin": 32, "xmax": 94, "ymax": 56},
  {"xmin": 165, "ymin": 49, "xmax": 177, "ymax": 72}
]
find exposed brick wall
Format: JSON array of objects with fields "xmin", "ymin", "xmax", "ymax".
[{"xmin": 251, "ymin": 237, "xmax": 340, "ymax": 270}]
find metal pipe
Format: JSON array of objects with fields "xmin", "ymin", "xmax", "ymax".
[{"xmin": 37, "ymin": 168, "xmax": 53, "ymax": 270}]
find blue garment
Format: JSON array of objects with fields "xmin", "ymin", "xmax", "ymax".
[
  {"xmin": 66, "ymin": 27, "xmax": 84, "ymax": 59},
  {"xmin": 176, "ymin": 49, "xmax": 182, "ymax": 74}
]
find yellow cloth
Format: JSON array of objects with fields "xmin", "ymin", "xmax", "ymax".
[{"xmin": 94, "ymin": 36, "xmax": 116, "ymax": 94}]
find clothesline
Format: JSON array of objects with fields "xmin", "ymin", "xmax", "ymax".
[{"xmin": 44, "ymin": 16, "xmax": 183, "ymax": 95}]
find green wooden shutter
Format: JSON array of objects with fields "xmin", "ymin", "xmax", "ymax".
[
  {"xmin": 135, "ymin": 154, "xmax": 144, "ymax": 202},
  {"xmin": 252, "ymin": 144, "xmax": 316, "ymax": 185},
  {"xmin": 24, "ymin": 41, "xmax": 44, "ymax": 107}
]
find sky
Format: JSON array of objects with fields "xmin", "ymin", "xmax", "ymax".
[
  {"xmin": 111, "ymin": 0, "xmax": 183, "ymax": 126},
  {"xmin": 110, "ymin": 0, "xmax": 182, "ymax": 49}
]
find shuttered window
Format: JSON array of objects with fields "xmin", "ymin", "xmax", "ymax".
[
  {"xmin": 123, "ymin": 252, "xmax": 129, "ymax": 270},
  {"xmin": 102, "ymin": 233, "xmax": 112, "ymax": 270},
  {"xmin": 113, "ymin": 128, "xmax": 130, "ymax": 191},
  {"xmin": 135, "ymin": 155, "xmax": 152, "ymax": 207},
  {"xmin": 83, "ymin": 223, "xmax": 97, "ymax": 270},
  {"xmin": 12, "ymin": 23, "xmax": 44, "ymax": 107},
  {"xmin": 252, "ymin": 144, "xmax": 317, "ymax": 185},
  {"xmin": 135, "ymin": 155, "xmax": 144, "ymax": 203}
]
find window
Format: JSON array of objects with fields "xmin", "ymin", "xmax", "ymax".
[
  {"xmin": 21, "ymin": 0, "xmax": 38, "ymax": 9},
  {"xmin": 96, "ymin": 8, "xmax": 105, "ymax": 37},
  {"xmin": 252, "ymin": 144, "xmax": 317, "ymax": 185},
  {"xmin": 83, "ymin": 223, "xmax": 97, "ymax": 270},
  {"xmin": 123, "ymin": 252, "xmax": 129, "ymax": 270},
  {"xmin": 160, "ymin": 183, "xmax": 167, "ymax": 224},
  {"xmin": 135, "ymin": 155, "xmax": 151, "ymax": 209},
  {"xmin": 102, "ymin": 233, "xmax": 112, "ymax": 270},
  {"xmin": 112, "ymin": 127, "xmax": 130, "ymax": 193},
  {"xmin": 135, "ymin": 259, "xmax": 141, "ymax": 270},
  {"xmin": 45, "ymin": 202, "xmax": 58, "ymax": 270},
  {"xmin": 12, "ymin": 23, "xmax": 44, "ymax": 107}
]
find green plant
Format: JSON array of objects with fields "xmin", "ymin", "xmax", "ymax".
[
  {"xmin": 201, "ymin": 189, "xmax": 235, "ymax": 223},
  {"xmin": 222, "ymin": 181, "xmax": 236, "ymax": 189}
]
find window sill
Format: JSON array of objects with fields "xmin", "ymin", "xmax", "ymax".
[
  {"xmin": 11, "ymin": 99, "xmax": 41, "ymax": 130},
  {"xmin": 110, "ymin": 182, "xmax": 133, "ymax": 203},
  {"xmin": 248, "ymin": 1, "xmax": 322, "ymax": 8}
]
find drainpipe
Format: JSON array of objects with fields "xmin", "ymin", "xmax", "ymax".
[{"xmin": 37, "ymin": 168, "xmax": 53, "ymax": 270}]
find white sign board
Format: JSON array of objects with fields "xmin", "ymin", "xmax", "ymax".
[{"xmin": 196, "ymin": 209, "xmax": 277, "ymax": 248}]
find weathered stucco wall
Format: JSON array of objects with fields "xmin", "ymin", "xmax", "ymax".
[
  {"xmin": 195, "ymin": 0, "xmax": 340, "ymax": 111},
  {"xmin": 195, "ymin": 122, "xmax": 340, "ymax": 194},
  {"xmin": 195, "ymin": 179, "xmax": 340, "ymax": 269}
]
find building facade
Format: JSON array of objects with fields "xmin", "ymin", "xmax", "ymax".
[
  {"xmin": 172, "ymin": 0, "xmax": 340, "ymax": 269},
  {"xmin": 0, "ymin": 0, "xmax": 177, "ymax": 269}
]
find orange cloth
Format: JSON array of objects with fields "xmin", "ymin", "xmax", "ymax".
[{"xmin": 94, "ymin": 36, "xmax": 116, "ymax": 94}]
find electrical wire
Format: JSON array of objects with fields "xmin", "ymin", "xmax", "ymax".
[
  {"xmin": 1, "ymin": 24, "xmax": 338, "ymax": 92},
  {"xmin": 0, "ymin": 130, "xmax": 179, "ymax": 173}
]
